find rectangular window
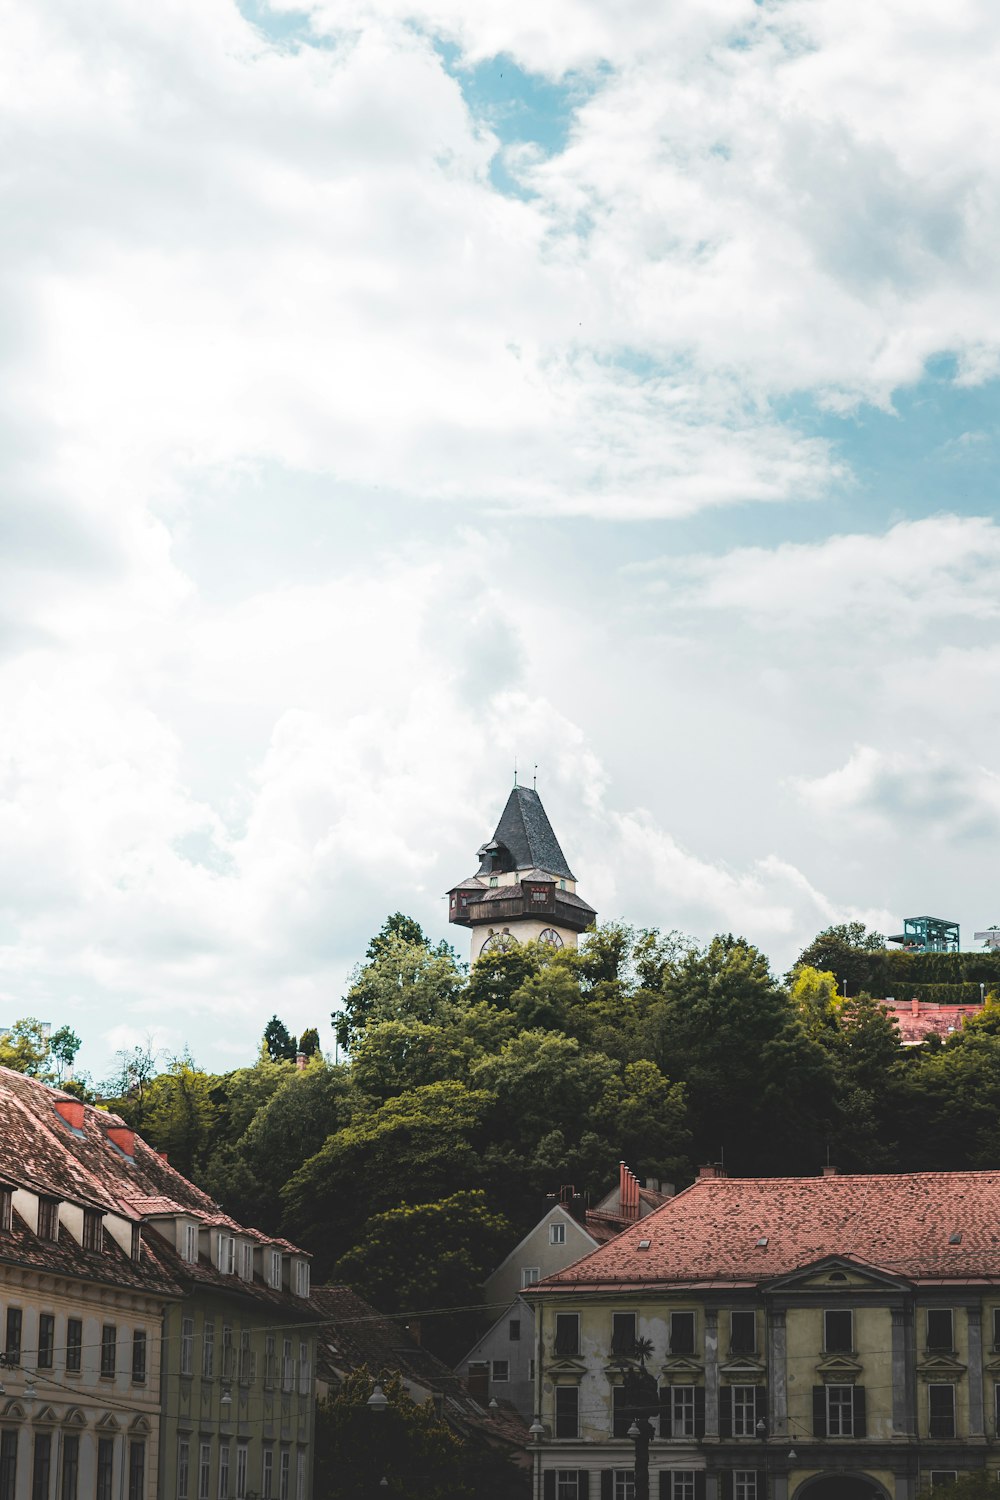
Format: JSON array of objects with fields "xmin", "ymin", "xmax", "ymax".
[
  {"xmin": 734, "ymin": 1475, "xmax": 758, "ymax": 1500},
  {"xmin": 60, "ymin": 1435, "xmax": 79, "ymax": 1500},
  {"xmin": 298, "ymin": 1341, "xmax": 309, "ymax": 1396},
  {"xmin": 929, "ymin": 1384, "xmax": 956, "ymax": 1439},
  {"xmin": 0, "ymin": 1431, "xmax": 17, "ymax": 1500},
  {"xmin": 612, "ymin": 1313, "xmax": 637, "ymax": 1356},
  {"xmin": 827, "ymin": 1385, "xmax": 854, "ymax": 1438},
  {"xmin": 927, "ymin": 1310, "xmax": 954, "ymax": 1352},
  {"xmin": 554, "ymin": 1315, "xmax": 580, "ymax": 1357},
  {"xmin": 491, "ymin": 1360, "xmax": 509, "ymax": 1383},
  {"xmin": 730, "ymin": 1311, "xmax": 756, "ymax": 1354},
  {"xmin": 264, "ymin": 1334, "xmax": 276, "ymax": 1389},
  {"xmin": 184, "ymin": 1224, "xmax": 199, "ymax": 1264},
  {"xmin": 82, "ymin": 1211, "xmax": 102, "ymax": 1252},
  {"xmin": 96, "ymin": 1439, "xmax": 114, "ymax": 1500},
  {"xmin": 295, "ymin": 1454, "xmax": 305, "ymax": 1500},
  {"xmin": 554, "ymin": 1386, "xmax": 579, "ymax": 1439},
  {"xmin": 550, "ymin": 1223, "xmax": 566, "ymax": 1245},
  {"xmin": 128, "ymin": 1442, "xmax": 144, "ymax": 1500},
  {"xmin": 994, "ymin": 1308, "xmax": 1000, "ymax": 1351},
  {"xmin": 670, "ymin": 1312, "xmax": 695, "ymax": 1355},
  {"xmin": 178, "ymin": 1441, "xmax": 190, "ymax": 1500},
  {"xmin": 218, "ymin": 1448, "xmax": 229, "ymax": 1500},
  {"xmin": 37, "ymin": 1199, "xmax": 59, "ymax": 1242},
  {"xmin": 66, "ymin": 1319, "xmax": 82, "ymax": 1374},
  {"xmin": 671, "ymin": 1386, "xmax": 696, "ymax": 1438},
  {"xmin": 199, "ymin": 1444, "xmax": 211, "ymax": 1500},
  {"xmin": 509, "ymin": 1319, "xmax": 521, "ymax": 1342},
  {"xmin": 132, "ymin": 1330, "xmax": 147, "ymax": 1384},
  {"xmin": 239, "ymin": 1331, "xmax": 252, "ymax": 1387},
  {"xmin": 37, "ymin": 1314, "xmax": 54, "ymax": 1369},
  {"xmin": 0, "ymin": 1190, "xmax": 10, "ymax": 1233},
  {"xmin": 31, "ymin": 1434, "xmax": 50, "ymax": 1500},
  {"xmin": 732, "ymin": 1386, "xmax": 759, "ymax": 1438},
  {"xmin": 294, "ymin": 1262, "xmax": 309, "ymax": 1298},
  {"xmin": 236, "ymin": 1449, "xmax": 248, "ymax": 1500},
  {"xmin": 521, "ymin": 1267, "xmax": 540, "ymax": 1288},
  {"xmin": 269, "ymin": 1251, "xmax": 282, "ymax": 1289},
  {"xmin": 6, "ymin": 1309, "xmax": 22, "ymax": 1365},
  {"xmin": 614, "ymin": 1473, "xmax": 635, "ymax": 1500},
  {"xmin": 240, "ymin": 1243, "xmax": 253, "ymax": 1281},
  {"xmin": 824, "ymin": 1310, "xmax": 853, "ymax": 1353},
  {"xmin": 282, "ymin": 1338, "xmax": 293, "ymax": 1394},
  {"xmin": 279, "ymin": 1454, "xmax": 289, "ymax": 1500},
  {"xmin": 612, "ymin": 1386, "xmax": 632, "ymax": 1439},
  {"xmin": 180, "ymin": 1318, "xmax": 194, "ymax": 1377},
  {"xmin": 100, "ymin": 1325, "xmax": 116, "ymax": 1379},
  {"xmin": 218, "ymin": 1236, "xmax": 235, "ymax": 1275},
  {"xmin": 556, "ymin": 1475, "xmax": 580, "ymax": 1500},
  {"xmin": 223, "ymin": 1326, "xmax": 235, "ymax": 1382},
  {"xmin": 262, "ymin": 1451, "xmax": 273, "ymax": 1500},
  {"xmin": 203, "ymin": 1322, "xmax": 215, "ymax": 1380},
  {"xmin": 670, "ymin": 1476, "xmax": 696, "ymax": 1500},
  {"xmin": 929, "ymin": 1476, "xmax": 958, "ymax": 1489}
]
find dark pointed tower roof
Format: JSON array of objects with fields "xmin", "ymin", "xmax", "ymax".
[{"xmin": 477, "ymin": 786, "xmax": 575, "ymax": 880}]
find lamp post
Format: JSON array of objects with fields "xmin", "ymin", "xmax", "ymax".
[
  {"xmin": 528, "ymin": 1417, "xmax": 545, "ymax": 1500},
  {"xmin": 620, "ymin": 1353, "xmax": 657, "ymax": 1500},
  {"xmin": 756, "ymin": 1417, "xmax": 768, "ymax": 1500},
  {"xmin": 364, "ymin": 1381, "xmax": 389, "ymax": 1499}
]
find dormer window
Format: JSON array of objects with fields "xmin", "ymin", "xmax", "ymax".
[
  {"xmin": 489, "ymin": 876, "xmax": 498, "ymax": 888},
  {"xmin": 294, "ymin": 1261, "xmax": 310, "ymax": 1298},
  {"xmin": 217, "ymin": 1234, "xmax": 236, "ymax": 1275},
  {"xmin": 0, "ymin": 1189, "xmax": 11, "ymax": 1233},
  {"xmin": 37, "ymin": 1198, "xmax": 59, "ymax": 1242},
  {"xmin": 183, "ymin": 1224, "xmax": 199, "ymax": 1264},
  {"xmin": 82, "ymin": 1210, "xmax": 103, "ymax": 1252},
  {"xmin": 240, "ymin": 1242, "xmax": 254, "ymax": 1281},
  {"xmin": 269, "ymin": 1250, "xmax": 283, "ymax": 1289}
]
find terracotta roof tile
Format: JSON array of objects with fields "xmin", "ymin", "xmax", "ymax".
[{"xmin": 535, "ymin": 1171, "xmax": 1000, "ymax": 1290}]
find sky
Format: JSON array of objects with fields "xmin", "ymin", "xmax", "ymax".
[{"xmin": 3, "ymin": 0, "xmax": 1000, "ymax": 1079}]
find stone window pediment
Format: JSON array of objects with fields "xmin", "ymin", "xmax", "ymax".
[
  {"xmin": 917, "ymin": 1352, "xmax": 967, "ymax": 1380},
  {"xmin": 815, "ymin": 1353, "xmax": 863, "ymax": 1382},
  {"xmin": 659, "ymin": 1356, "xmax": 704, "ymax": 1376},
  {"xmin": 719, "ymin": 1357, "xmax": 766, "ymax": 1380}
]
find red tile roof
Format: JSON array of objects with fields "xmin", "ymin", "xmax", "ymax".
[
  {"xmin": 883, "ymin": 1000, "xmax": 980, "ymax": 1046},
  {"xmin": 534, "ymin": 1171, "xmax": 1000, "ymax": 1290}
]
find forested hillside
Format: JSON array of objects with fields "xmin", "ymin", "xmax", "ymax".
[{"xmin": 18, "ymin": 917, "xmax": 1000, "ymax": 1360}]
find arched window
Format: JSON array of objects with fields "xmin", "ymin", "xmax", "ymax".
[{"xmin": 538, "ymin": 929, "xmax": 564, "ymax": 948}]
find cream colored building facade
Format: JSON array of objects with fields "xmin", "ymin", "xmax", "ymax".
[{"xmin": 525, "ymin": 1169, "xmax": 1000, "ymax": 1500}]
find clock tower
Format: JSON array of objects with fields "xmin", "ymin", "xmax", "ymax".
[{"xmin": 448, "ymin": 784, "xmax": 597, "ymax": 961}]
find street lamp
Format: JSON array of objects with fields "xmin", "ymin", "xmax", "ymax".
[
  {"xmin": 366, "ymin": 1383, "xmax": 389, "ymax": 1414},
  {"xmin": 528, "ymin": 1417, "xmax": 545, "ymax": 1500}
]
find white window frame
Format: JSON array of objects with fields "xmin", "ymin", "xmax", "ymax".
[
  {"xmin": 732, "ymin": 1385, "xmax": 757, "ymax": 1438},
  {"xmin": 198, "ymin": 1443, "xmax": 211, "ymax": 1500},
  {"xmin": 240, "ymin": 1243, "xmax": 253, "ymax": 1282},
  {"xmin": 554, "ymin": 1385, "xmax": 579, "ymax": 1439},
  {"xmin": 826, "ymin": 1385, "xmax": 854, "ymax": 1438},
  {"xmin": 929, "ymin": 1383, "xmax": 956, "ymax": 1438},
  {"xmin": 181, "ymin": 1318, "xmax": 194, "ymax": 1378},
  {"xmin": 294, "ymin": 1261, "xmax": 310, "ymax": 1298},
  {"xmin": 614, "ymin": 1472, "xmax": 636, "ymax": 1500},
  {"xmin": 184, "ymin": 1224, "xmax": 199, "ymax": 1264},
  {"xmin": 555, "ymin": 1475, "xmax": 580, "ymax": 1500},
  {"xmin": 261, "ymin": 1451, "xmax": 273, "ymax": 1500},
  {"xmin": 279, "ymin": 1453, "xmax": 289, "ymax": 1500},
  {"xmin": 235, "ymin": 1448, "xmax": 247, "ymax": 1500},
  {"xmin": 521, "ymin": 1267, "xmax": 541, "ymax": 1288},
  {"xmin": 177, "ymin": 1441, "xmax": 190, "ymax": 1500},
  {"xmin": 218, "ymin": 1446, "xmax": 229, "ymax": 1500},
  {"xmin": 269, "ymin": 1250, "xmax": 283, "ymax": 1289},
  {"xmin": 670, "ymin": 1476, "xmax": 696, "ymax": 1500},
  {"xmin": 298, "ymin": 1341, "xmax": 311, "ymax": 1396},
  {"xmin": 929, "ymin": 1476, "xmax": 958, "ymax": 1489},
  {"xmin": 671, "ymin": 1386, "xmax": 695, "ymax": 1438},
  {"xmin": 491, "ymin": 1360, "xmax": 509, "ymax": 1383},
  {"xmin": 549, "ymin": 1222, "xmax": 566, "ymax": 1245},
  {"xmin": 734, "ymin": 1474, "xmax": 758, "ymax": 1500},
  {"xmin": 218, "ymin": 1235, "xmax": 235, "ymax": 1275}
]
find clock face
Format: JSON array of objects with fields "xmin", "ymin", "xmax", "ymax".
[
  {"xmin": 481, "ymin": 930, "xmax": 517, "ymax": 956},
  {"xmin": 538, "ymin": 928, "xmax": 564, "ymax": 948}
]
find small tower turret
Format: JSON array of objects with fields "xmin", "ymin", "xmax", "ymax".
[{"xmin": 448, "ymin": 785, "xmax": 596, "ymax": 960}]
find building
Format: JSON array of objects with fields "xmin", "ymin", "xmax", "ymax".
[
  {"xmin": 0, "ymin": 1067, "xmax": 317, "ymax": 1500},
  {"xmin": 448, "ymin": 785, "xmax": 596, "ymax": 961},
  {"xmin": 459, "ymin": 1167, "xmax": 671, "ymax": 1418},
  {"xmin": 881, "ymin": 997, "xmax": 981, "ymax": 1047},
  {"xmin": 887, "ymin": 919, "xmax": 960, "ymax": 955},
  {"xmin": 525, "ymin": 1167, "xmax": 1000, "ymax": 1500}
]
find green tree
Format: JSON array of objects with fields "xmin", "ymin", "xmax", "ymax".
[
  {"xmin": 49, "ymin": 1025, "xmax": 82, "ymax": 1080},
  {"xmin": 298, "ymin": 1027, "xmax": 321, "ymax": 1058},
  {"xmin": 331, "ymin": 1191, "xmax": 511, "ymax": 1362},
  {"xmin": 791, "ymin": 922, "xmax": 886, "ymax": 994},
  {"xmin": 366, "ymin": 912, "xmax": 430, "ymax": 960},
  {"xmin": 282, "ymin": 1080, "xmax": 489, "ymax": 1269},
  {"xmin": 335, "ymin": 934, "xmax": 464, "ymax": 1053},
  {"xmin": 101, "ymin": 1041, "xmax": 161, "ymax": 1126},
  {"xmin": 140, "ymin": 1055, "xmax": 219, "ymax": 1178},
  {"xmin": 315, "ymin": 1368, "xmax": 468, "ymax": 1500},
  {"xmin": 263, "ymin": 1016, "xmax": 297, "ymax": 1063},
  {"xmin": 0, "ymin": 1019, "xmax": 56, "ymax": 1079}
]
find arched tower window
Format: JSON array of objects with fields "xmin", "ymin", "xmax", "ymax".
[{"xmin": 538, "ymin": 929, "xmax": 564, "ymax": 949}]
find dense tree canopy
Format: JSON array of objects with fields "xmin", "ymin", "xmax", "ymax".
[{"xmin": 21, "ymin": 911, "xmax": 994, "ymax": 1364}]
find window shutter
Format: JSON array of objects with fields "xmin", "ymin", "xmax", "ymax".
[
  {"xmin": 853, "ymin": 1385, "xmax": 867, "ymax": 1439},
  {"xmin": 694, "ymin": 1386, "xmax": 706, "ymax": 1438},
  {"xmin": 813, "ymin": 1386, "xmax": 827, "ymax": 1438},
  {"xmin": 719, "ymin": 1474, "xmax": 733, "ymax": 1500},
  {"xmin": 579, "ymin": 1474, "xmax": 590, "ymax": 1500},
  {"xmin": 694, "ymin": 1475, "xmax": 706, "ymax": 1500},
  {"xmin": 659, "ymin": 1476, "xmax": 671, "ymax": 1500},
  {"xmin": 719, "ymin": 1387, "xmax": 733, "ymax": 1438},
  {"xmin": 659, "ymin": 1387, "xmax": 672, "ymax": 1438},
  {"xmin": 754, "ymin": 1386, "xmax": 768, "ymax": 1430},
  {"xmin": 601, "ymin": 1472, "xmax": 614, "ymax": 1500},
  {"xmin": 544, "ymin": 1473, "xmax": 555, "ymax": 1500}
]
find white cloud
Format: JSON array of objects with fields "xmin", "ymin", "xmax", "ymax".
[
  {"xmin": 797, "ymin": 745, "xmax": 1000, "ymax": 840},
  {"xmin": 641, "ymin": 515, "xmax": 1000, "ymax": 628}
]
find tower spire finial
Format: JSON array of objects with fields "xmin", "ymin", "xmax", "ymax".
[
  {"xmin": 513, "ymin": 755, "xmax": 517, "ymax": 788},
  {"xmin": 533, "ymin": 763, "xmax": 538, "ymax": 791}
]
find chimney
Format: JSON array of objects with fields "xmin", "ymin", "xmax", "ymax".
[
  {"xmin": 295, "ymin": 1052, "xmax": 307, "ymax": 1071},
  {"xmin": 157, "ymin": 1151, "xmax": 169, "ymax": 1163},
  {"xmin": 107, "ymin": 1126, "xmax": 136, "ymax": 1157},
  {"xmin": 54, "ymin": 1100, "xmax": 85, "ymax": 1129},
  {"xmin": 822, "ymin": 1165, "xmax": 839, "ymax": 1176},
  {"xmin": 698, "ymin": 1164, "xmax": 725, "ymax": 1179},
  {"xmin": 911, "ymin": 996, "xmax": 920, "ymax": 1016},
  {"xmin": 619, "ymin": 1161, "xmax": 640, "ymax": 1220},
  {"xmin": 645, "ymin": 1178, "xmax": 660, "ymax": 1193}
]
